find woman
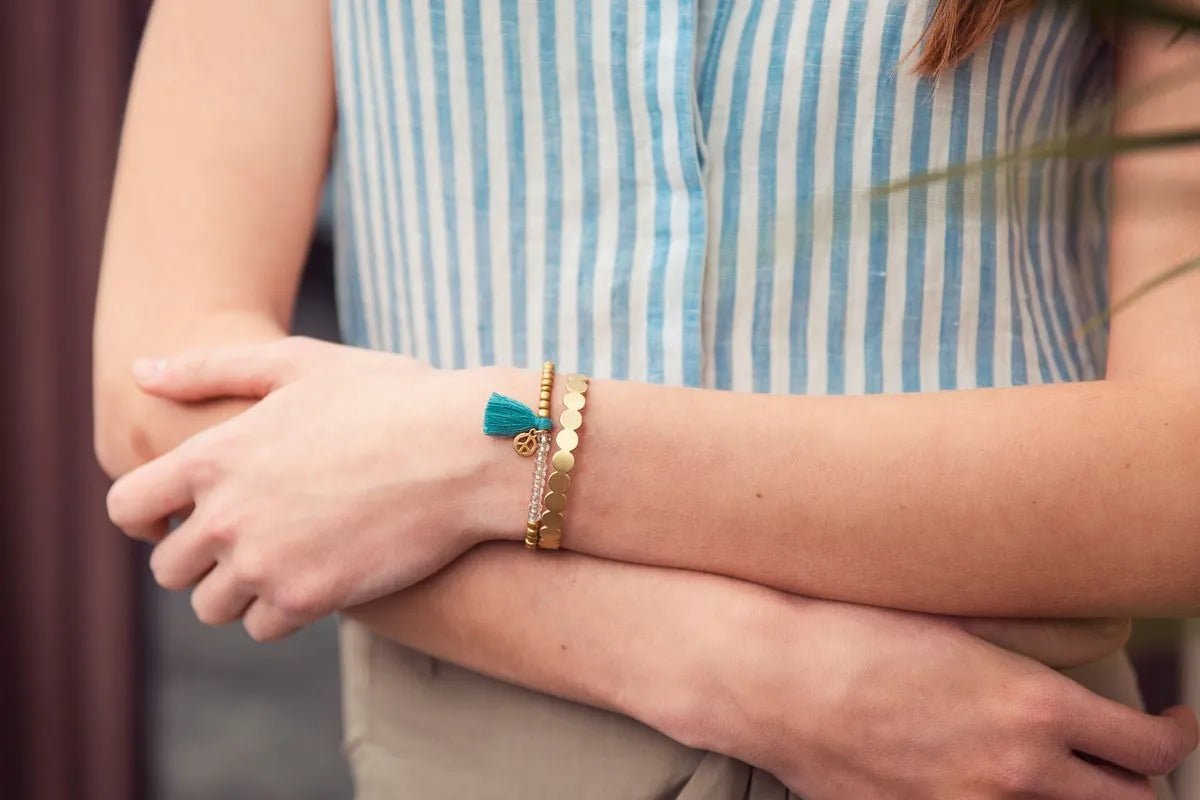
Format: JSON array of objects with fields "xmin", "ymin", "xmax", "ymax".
[{"xmin": 96, "ymin": 0, "xmax": 1200, "ymax": 797}]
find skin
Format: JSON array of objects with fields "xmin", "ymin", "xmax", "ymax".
[
  {"xmin": 106, "ymin": 14, "xmax": 1200, "ymax": 621},
  {"xmin": 95, "ymin": 1, "xmax": 1200, "ymax": 798}
]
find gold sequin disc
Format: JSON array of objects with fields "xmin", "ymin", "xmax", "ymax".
[
  {"xmin": 547, "ymin": 472, "xmax": 571, "ymax": 493},
  {"xmin": 555, "ymin": 429, "xmax": 579, "ymax": 451}
]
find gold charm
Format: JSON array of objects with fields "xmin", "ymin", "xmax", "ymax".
[{"xmin": 512, "ymin": 429, "xmax": 539, "ymax": 457}]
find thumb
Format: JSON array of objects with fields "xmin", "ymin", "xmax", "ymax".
[{"xmin": 132, "ymin": 339, "xmax": 301, "ymax": 401}]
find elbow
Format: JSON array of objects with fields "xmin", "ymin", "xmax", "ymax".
[{"xmin": 93, "ymin": 375, "xmax": 154, "ymax": 479}]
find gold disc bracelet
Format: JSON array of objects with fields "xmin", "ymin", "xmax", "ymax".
[{"xmin": 537, "ymin": 372, "xmax": 589, "ymax": 550}]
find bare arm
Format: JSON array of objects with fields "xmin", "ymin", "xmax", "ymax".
[
  {"xmin": 95, "ymin": 0, "xmax": 1127, "ymax": 702},
  {"xmin": 352, "ymin": 545, "xmax": 1191, "ymax": 800},
  {"xmin": 93, "ymin": 0, "xmax": 332, "ymax": 474},
  {"xmin": 350, "ymin": 545, "xmax": 1129, "ymax": 712},
  {"xmin": 95, "ymin": 9, "xmax": 1196, "ymax": 792},
  {"xmin": 126, "ymin": 13, "xmax": 1200, "ymax": 620},
  {"xmin": 464, "ymin": 24, "xmax": 1200, "ymax": 619}
]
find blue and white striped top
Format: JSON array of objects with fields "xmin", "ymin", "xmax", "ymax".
[{"xmin": 329, "ymin": 0, "xmax": 1113, "ymax": 395}]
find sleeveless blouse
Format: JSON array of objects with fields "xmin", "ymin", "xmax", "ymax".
[
  {"xmin": 331, "ymin": 0, "xmax": 1112, "ymax": 393},
  {"xmin": 328, "ymin": 3, "xmax": 1152, "ymax": 799}
]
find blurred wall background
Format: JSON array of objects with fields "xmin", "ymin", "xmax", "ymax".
[
  {"xmin": 1, "ymin": 3, "xmax": 347, "ymax": 799},
  {"xmin": 1, "ymin": 2, "xmax": 1197, "ymax": 799},
  {"xmin": 2, "ymin": 2, "xmax": 151, "ymax": 798}
]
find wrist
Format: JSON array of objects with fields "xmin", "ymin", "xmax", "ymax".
[
  {"xmin": 452, "ymin": 365, "xmax": 546, "ymax": 545},
  {"xmin": 635, "ymin": 576, "xmax": 800, "ymax": 759}
]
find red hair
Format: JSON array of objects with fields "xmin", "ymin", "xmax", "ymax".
[{"xmin": 918, "ymin": 0, "xmax": 1035, "ymax": 74}]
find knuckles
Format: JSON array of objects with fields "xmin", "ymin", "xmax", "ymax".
[
  {"xmin": 228, "ymin": 542, "xmax": 268, "ymax": 588},
  {"xmin": 984, "ymin": 679, "xmax": 1069, "ymax": 794},
  {"xmin": 988, "ymin": 745, "xmax": 1053, "ymax": 796},
  {"xmin": 176, "ymin": 436, "xmax": 228, "ymax": 488},
  {"xmin": 1006, "ymin": 677, "xmax": 1068, "ymax": 735},
  {"xmin": 197, "ymin": 505, "xmax": 244, "ymax": 550}
]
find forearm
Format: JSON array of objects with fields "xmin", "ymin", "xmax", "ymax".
[
  {"xmin": 480, "ymin": 368, "xmax": 1199, "ymax": 618},
  {"xmin": 347, "ymin": 543, "xmax": 751, "ymax": 747},
  {"xmin": 94, "ymin": 0, "xmax": 331, "ymax": 476},
  {"xmin": 349, "ymin": 542, "xmax": 1130, "ymax": 750},
  {"xmin": 462, "ymin": 21, "xmax": 1200, "ymax": 620}
]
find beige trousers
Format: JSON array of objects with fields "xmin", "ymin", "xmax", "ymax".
[{"xmin": 340, "ymin": 619, "xmax": 1172, "ymax": 800}]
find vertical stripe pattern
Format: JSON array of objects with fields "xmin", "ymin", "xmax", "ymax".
[{"xmin": 331, "ymin": 0, "xmax": 1113, "ymax": 395}]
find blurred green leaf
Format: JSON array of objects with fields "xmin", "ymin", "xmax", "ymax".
[
  {"xmin": 876, "ymin": 128, "xmax": 1200, "ymax": 196},
  {"xmin": 876, "ymin": 0, "xmax": 1200, "ymax": 326},
  {"xmin": 1072, "ymin": 0, "xmax": 1200, "ymax": 31},
  {"xmin": 1079, "ymin": 254, "xmax": 1200, "ymax": 336}
]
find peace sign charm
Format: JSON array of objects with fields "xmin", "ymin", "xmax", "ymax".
[{"xmin": 512, "ymin": 429, "xmax": 539, "ymax": 457}]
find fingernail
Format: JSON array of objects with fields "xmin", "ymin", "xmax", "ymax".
[{"xmin": 132, "ymin": 358, "xmax": 167, "ymax": 381}]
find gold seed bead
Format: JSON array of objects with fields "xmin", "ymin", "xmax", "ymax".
[
  {"xmin": 525, "ymin": 520, "xmax": 540, "ymax": 548},
  {"xmin": 536, "ymin": 365, "xmax": 555, "ymax": 419},
  {"xmin": 522, "ymin": 362, "xmax": 556, "ymax": 545}
]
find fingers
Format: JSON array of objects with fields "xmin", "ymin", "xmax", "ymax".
[
  {"xmin": 1067, "ymin": 690, "xmax": 1198, "ymax": 775},
  {"xmin": 132, "ymin": 337, "xmax": 313, "ymax": 401},
  {"xmin": 1057, "ymin": 759, "xmax": 1155, "ymax": 800},
  {"xmin": 959, "ymin": 618, "xmax": 1132, "ymax": 669},
  {"xmin": 190, "ymin": 566, "xmax": 255, "ymax": 627},
  {"xmin": 242, "ymin": 600, "xmax": 304, "ymax": 642},
  {"xmin": 148, "ymin": 517, "xmax": 222, "ymax": 591},
  {"xmin": 1164, "ymin": 704, "xmax": 1200, "ymax": 740},
  {"xmin": 107, "ymin": 450, "xmax": 196, "ymax": 542}
]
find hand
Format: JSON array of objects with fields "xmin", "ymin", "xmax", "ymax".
[
  {"xmin": 669, "ymin": 596, "xmax": 1196, "ymax": 800},
  {"xmin": 952, "ymin": 616, "xmax": 1133, "ymax": 670},
  {"xmin": 106, "ymin": 337, "xmax": 516, "ymax": 640}
]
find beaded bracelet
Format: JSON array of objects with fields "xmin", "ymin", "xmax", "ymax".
[
  {"xmin": 481, "ymin": 362, "xmax": 557, "ymax": 548},
  {"xmin": 537, "ymin": 373, "xmax": 589, "ymax": 550},
  {"xmin": 523, "ymin": 362, "xmax": 556, "ymax": 548}
]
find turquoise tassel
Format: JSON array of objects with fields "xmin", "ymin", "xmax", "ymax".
[{"xmin": 482, "ymin": 392, "xmax": 553, "ymax": 437}]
